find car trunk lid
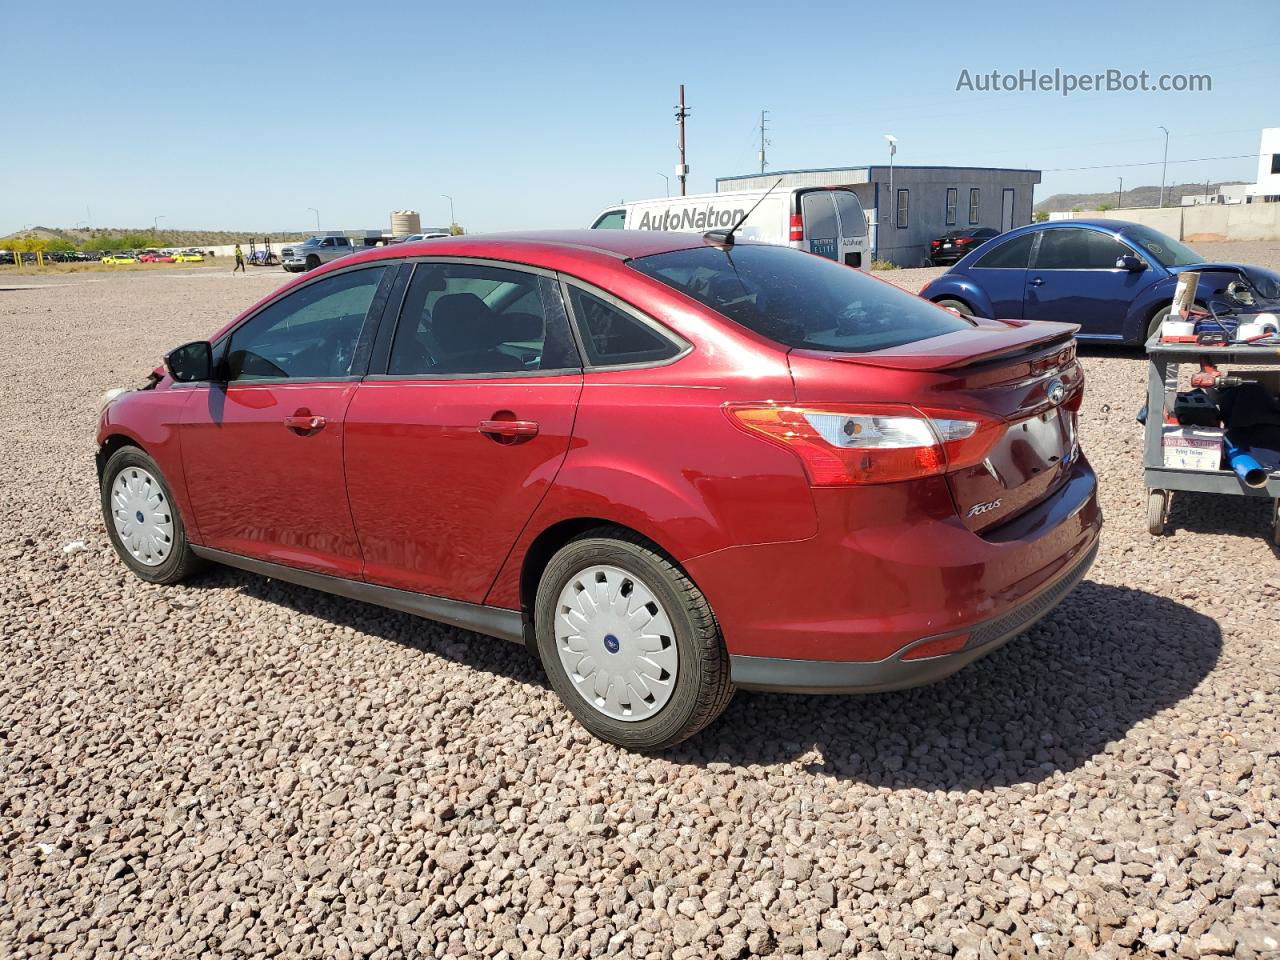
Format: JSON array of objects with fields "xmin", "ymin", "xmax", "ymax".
[{"xmin": 787, "ymin": 319, "xmax": 1083, "ymax": 533}]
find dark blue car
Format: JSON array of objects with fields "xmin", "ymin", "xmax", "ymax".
[{"xmin": 919, "ymin": 219, "xmax": 1280, "ymax": 344}]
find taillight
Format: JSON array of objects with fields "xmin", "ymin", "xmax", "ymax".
[
  {"xmin": 954, "ymin": 236, "xmax": 975, "ymax": 245},
  {"xmin": 789, "ymin": 213, "xmax": 804, "ymax": 242},
  {"xmin": 930, "ymin": 240, "xmax": 941, "ymax": 248},
  {"xmin": 727, "ymin": 403, "xmax": 1004, "ymax": 486}
]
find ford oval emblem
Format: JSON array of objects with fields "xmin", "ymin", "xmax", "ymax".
[{"xmin": 1047, "ymin": 379, "xmax": 1065, "ymax": 406}]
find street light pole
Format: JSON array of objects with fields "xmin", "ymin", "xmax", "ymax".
[
  {"xmin": 308, "ymin": 207, "xmax": 320, "ymax": 231},
  {"xmin": 441, "ymin": 194, "xmax": 455, "ymax": 231},
  {"xmin": 153, "ymin": 215, "xmax": 165, "ymax": 234},
  {"xmin": 658, "ymin": 173, "xmax": 669, "ymax": 197},
  {"xmin": 1158, "ymin": 126, "xmax": 1170, "ymax": 208},
  {"xmin": 1117, "ymin": 178, "xmax": 1123, "ymax": 209},
  {"xmin": 883, "ymin": 135, "xmax": 898, "ymax": 227}
]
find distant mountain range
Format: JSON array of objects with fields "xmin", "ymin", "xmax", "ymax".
[{"xmin": 1034, "ymin": 182, "xmax": 1248, "ymax": 214}]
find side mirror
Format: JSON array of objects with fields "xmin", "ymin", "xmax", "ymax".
[
  {"xmin": 1117, "ymin": 255, "xmax": 1147, "ymax": 272},
  {"xmin": 165, "ymin": 340, "xmax": 213, "ymax": 382}
]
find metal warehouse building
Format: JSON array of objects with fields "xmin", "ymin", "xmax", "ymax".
[{"xmin": 716, "ymin": 165, "xmax": 1042, "ymax": 267}]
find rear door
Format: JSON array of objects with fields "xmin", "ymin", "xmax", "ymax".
[
  {"xmin": 833, "ymin": 190, "xmax": 868, "ymax": 268},
  {"xmin": 344, "ymin": 260, "xmax": 583, "ymax": 602},
  {"xmin": 180, "ymin": 264, "xmax": 392, "ymax": 576},
  {"xmin": 800, "ymin": 191, "xmax": 840, "ymax": 261}
]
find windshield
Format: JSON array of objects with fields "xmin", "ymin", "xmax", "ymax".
[
  {"xmin": 630, "ymin": 244, "xmax": 972, "ymax": 353},
  {"xmin": 1122, "ymin": 224, "xmax": 1202, "ymax": 267}
]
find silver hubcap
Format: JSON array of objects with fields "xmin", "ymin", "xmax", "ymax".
[
  {"xmin": 555, "ymin": 564, "xmax": 678, "ymax": 722},
  {"xmin": 110, "ymin": 466, "xmax": 175, "ymax": 566}
]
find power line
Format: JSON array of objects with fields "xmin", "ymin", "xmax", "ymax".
[{"xmin": 1042, "ymin": 152, "xmax": 1255, "ymax": 173}]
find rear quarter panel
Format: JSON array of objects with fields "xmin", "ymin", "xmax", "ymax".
[{"xmin": 922, "ymin": 273, "xmax": 997, "ymax": 319}]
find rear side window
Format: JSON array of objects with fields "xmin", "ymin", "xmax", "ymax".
[
  {"xmin": 973, "ymin": 232, "xmax": 1034, "ymax": 269},
  {"xmin": 630, "ymin": 244, "xmax": 970, "ymax": 354},
  {"xmin": 567, "ymin": 287, "xmax": 681, "ymax": 366}
]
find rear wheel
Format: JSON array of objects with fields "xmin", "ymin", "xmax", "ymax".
[
  {"xmin": 534, "ymin": 528, "xmax": 733, "ymax": 751},
  {"xmin": 305, "ymin": 255, "xmax": 320, "ymax": 271},
  {"xmin": 1147, "ymin": 489, "xmax": 1168, "ymax": 536},
  {"xmin": 935, "ymin": 297, "xmax": 972, "ymax": 317},
  {"xmin": 101, "ymin": 446, "xmax": 205, "ymax": 584}
]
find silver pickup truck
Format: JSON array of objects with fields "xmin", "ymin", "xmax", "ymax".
[{"xmin": 281, "ymin": 235, "xmax": 356, "ymax": 273}]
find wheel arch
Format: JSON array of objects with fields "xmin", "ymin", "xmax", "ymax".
[
  {"xmin": 96, "ymin": 432, "xmax": 145, "ymax": 478},
  {"xmin": 514, "ymin": 517, "xmax": 689, "ymax": 648}
]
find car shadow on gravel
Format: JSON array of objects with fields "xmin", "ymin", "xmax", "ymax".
[
  {"xmin": 672, "ymin": 581, "xmax": 1223, "ymax": 790},
  {"xmin": 188, "ymin": 570, "xmax": 1220, "ymax": 790}
]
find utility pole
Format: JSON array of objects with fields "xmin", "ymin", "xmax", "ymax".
[
  {"xmin": 675, "ymin": 84, "xmax": 690, "ymax": 197},
  {"xmin": 1158, "ymin": 126, "xmax": 1170, "ymax": 208},
  {"xmin": 759, "ymin": 109, "xmax": 770, "ymax": 174},
  {"xmin": 1117, "ymin": 178, "xmax": 1123, "ymax": 209}
]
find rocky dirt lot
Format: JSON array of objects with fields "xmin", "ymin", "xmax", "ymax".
[{"xmin": 2, "ymin": 245, "xmax": 1279, "ymax": 960}]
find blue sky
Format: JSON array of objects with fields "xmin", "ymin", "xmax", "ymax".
[{"xmin": 4, "ymin": 0, "xmax": 1276, "ymax": 235}]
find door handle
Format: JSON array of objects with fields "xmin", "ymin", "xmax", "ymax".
[
  {"xmin": 478, "ymin": 419, "xmax": 539, "ymax": 438},
  {"xmin": 1028, "ymin": 277, "xmax": 1045, "ymax": 286},
  {"xmin": 283, "ymin": 413, "xmax": 326, "ymax": 432}
]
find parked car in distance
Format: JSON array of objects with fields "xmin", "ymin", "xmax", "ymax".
[
  {"xmin": 592, "ymin": 186, "xmax": 870, "ymax": 268},
  {"xmin": 929, "ymin": 227, "xmax": 999, "ymax": 266},
  {"xmin": 920, "ymin": 219, "xmax": 1280, "ymax": 344},
  {"xmin": 173, "ymin": 251, "xmax": 205, "ymax": 263},
  {"xmin": 138, "ymin": 251, "xmax": 163, "ymax": 263},
  {"xmin": 400, "ymin": 232, "xmax": 451, "ymax": 242},
  {"xmin": 97, "ymin": 230, "xmax": 1100, "ymax": 750},
  {"xmin": 281, "ymin": 235, "xmax": 356, "ymax": 272},
  {"xmin": 101, "ymin": 253, "xmax": 139, "ymax": 265}
]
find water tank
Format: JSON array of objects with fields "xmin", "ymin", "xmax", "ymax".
[{"xmin": 390, "ymin": 210, "xmax": 422, "ymax": 237}]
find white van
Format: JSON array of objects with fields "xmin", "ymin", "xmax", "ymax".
[{"xmin": 590, "ymin": 187, "xmax": 869, "ymax": 267}]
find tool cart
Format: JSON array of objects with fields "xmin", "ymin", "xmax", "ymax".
[{"xmin": 1143, "ymin": 333, "xmax": 1280, "ymax": 542}]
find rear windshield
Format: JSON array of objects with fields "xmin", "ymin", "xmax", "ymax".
[{"xmin": 629, "ymin": 244, "xmax": 971, "ymax": 353}]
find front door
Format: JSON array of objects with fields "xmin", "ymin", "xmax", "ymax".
[
  {"xmin": 180, "ymin": 264, "xmax": 392, "ymax": 576},
  {"xmin": 344, "ymin": 261, "xmax": 583, "ymax": 603},
  {"xmin": 1023, "ymin": 227, "xmax": 1149, "ymax": 337},
  {"xmin": 801, "ymin": 191, "xmax": 839, "ymax": 261}
]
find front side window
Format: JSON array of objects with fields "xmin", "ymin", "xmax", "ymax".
[
  {"xmin": 387, "ymin": 263, "xmax": 579, "ymax": 376},
  {"xmin": 592, "ymin": 209, "xmax": 626, "ymax": 229},
  {"xmin": 1034, "ymin": 228, "xmax": 1135, "ymax": 270},
  {"xmin": 567, "ymin": 287, "xmax": 682, "ymax": 366},
  {"xmin": 969, "ymin": 188, "xmax": 981, "ymax": 224},
  {"xmin": 896, "ymin": 189, "xmax": 909, "ymax": 228},
  {"xmin": 225, "ymin": 266, "xmax": 388, "ymax": 381},
  {"xmin": 630, "ymin": 244, "xmax": 970, "ymax": 354},
  {"xmin": 972, "ymin": 232, "xmax": 1035, "ymax": 269},
  {"xmin": 945, "ymin": 187, "xmax": 958, "ymax": 226}
]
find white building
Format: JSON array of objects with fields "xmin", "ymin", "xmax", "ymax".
[{"xmin": 1247, "ymin": 128, "xmax": 1280, "ymax": 200}]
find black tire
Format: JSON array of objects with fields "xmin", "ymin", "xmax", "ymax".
[
  {"xmin": 935, "ymin": 297, "xmax": 972, "ymax": 317},
  {"xmin": 305, "ymin": 255, "xmax": 320, "ymax": 271},
  {"xmin": 534, "ymin": 527, "xmax": 734, "ymax": 751},
  {"xmin": 100, "ymin": 446, "xmax": 206, "ymax": 585},
  {"xmin": 1146, "ymin": 306, "xmax": 1170, "ymax": 344}
]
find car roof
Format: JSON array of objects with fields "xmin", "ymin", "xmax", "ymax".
[{"xmin": 340, "ymin": 229, "xmax": 713, "ymax": 267}]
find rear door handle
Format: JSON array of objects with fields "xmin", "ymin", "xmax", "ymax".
[
  {"xmin": 1028, "ymin": 276, "xmax": 1045, "ymax": 286},
  {"xmin": 478, "ymin": 419, "xmax": 539, "ymax": 438},
  {"xmin": 284, "ymin": 414, "xmax": 326, "ymax": 432}
]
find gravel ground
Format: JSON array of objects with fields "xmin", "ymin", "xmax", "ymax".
[{"xmin": 2, "ymin": 245, "xmax": 1279, "ymax": 960}]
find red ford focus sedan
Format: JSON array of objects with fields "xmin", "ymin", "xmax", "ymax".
[{"xmin": 96, "ymin": 230, "xmax": 1101, "ymax": 750}]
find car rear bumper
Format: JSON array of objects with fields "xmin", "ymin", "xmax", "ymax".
[
  {"xmin": 685, "ymin": 455, "xmax": 1102, "ymax": 681},
  {"xmin": 729, "ymin": 536, "xmax": 1097, "ymax": 693}
]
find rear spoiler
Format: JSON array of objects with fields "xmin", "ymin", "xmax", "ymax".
[{"xmin": 799, "ymin": 320, "xmax": 1079, "ymax": 372}]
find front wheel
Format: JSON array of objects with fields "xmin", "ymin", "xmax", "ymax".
[
  {"xmin": 1147, "ymin": 489, "xmax": 1168, "ymax": 536},
  {"xmin": 101, "ymin": 446, "xmax": 205, "ymax": 584},
  {"xmin": 534, "ymin": 529, "xmax": 734, "ymax": 751},
  {"xmin": 305, "ymin": 255, "xmax": 320, "ymax": 271}
]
